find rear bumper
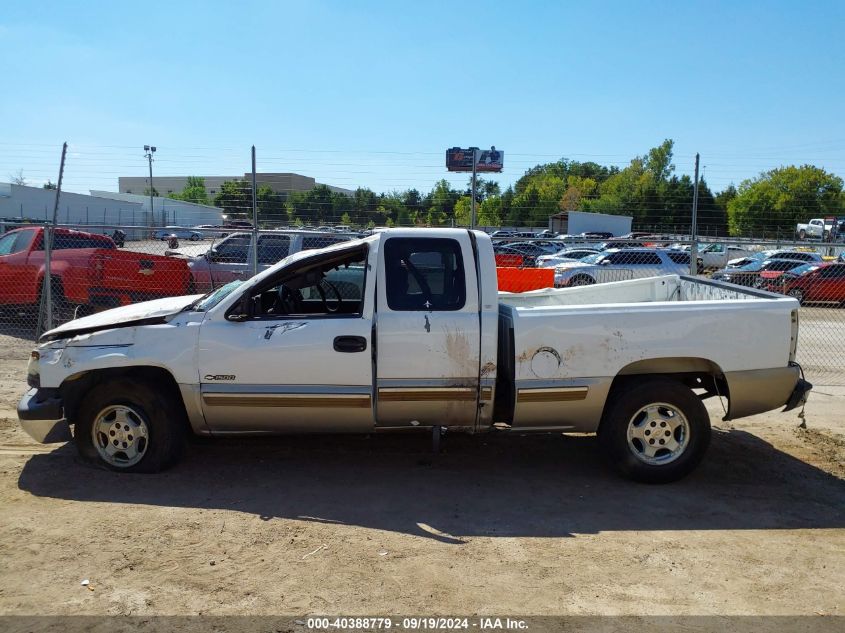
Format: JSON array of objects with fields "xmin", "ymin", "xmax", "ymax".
[
  {"xmin": 17, "ymin": 388, "xmax": 71, "ymax": 443},
  {"xmin": 723, "ymin": 364, "xmax": 811, "ymax": 420}
]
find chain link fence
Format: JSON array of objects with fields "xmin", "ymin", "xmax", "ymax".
[{"xmin": 1, "ymin": 223, "xmax": 843, "ymax": 384}]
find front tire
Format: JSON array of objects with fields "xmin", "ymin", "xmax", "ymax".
[
  {"xmin": 599, "ymin": 377, "xmax": 711, "ymax": 483},
  {"xmin": 787, "ymin": 288, "xmax": 805, "ymax": 304},
  {"xmin": 74, "ymin": 378, "xmax": 186, "ymax": 473},
  {"xmin": 570, "ymin": 275, "xmax": 596, "ymax": 286},
  {"xmin": 798, "ymin": 229, "xmax": 806, "ymax": 240}
]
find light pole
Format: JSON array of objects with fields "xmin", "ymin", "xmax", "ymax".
[{"xmin": 144, "ymin": 145, "xmax": 157, "ymax": 226}]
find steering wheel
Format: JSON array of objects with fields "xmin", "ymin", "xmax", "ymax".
[
  {"xmin": 275, "ymin": 285, "xmax": 303, "ymax": 314},
  {"xmin": 316, "ymin": 280, "xmax": 343, "ymax": 313}
]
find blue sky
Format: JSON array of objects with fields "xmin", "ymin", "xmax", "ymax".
[{"xmin": 2, "ymin": 0, "xmax": 844, "ymax": 195}]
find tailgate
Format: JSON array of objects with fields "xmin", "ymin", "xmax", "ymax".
[{"xmin": 91, "ymin": 250, "xmax": 190, "ymax": 298}]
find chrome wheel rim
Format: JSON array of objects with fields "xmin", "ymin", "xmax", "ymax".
[
  {"xmin": 626, "ymin": 402, "xmax": 690, "ymax": 466},
  {"xmin": 91, "ymin": 405, "xmax": 149, "ymax": 468},
  {"xmin": 788, "ymin": 289, "xmax": 804, "ymax": 303}
]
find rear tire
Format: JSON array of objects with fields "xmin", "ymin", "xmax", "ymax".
[
  {"xmin": 598, "ymin": 377, "xmax": 711, "ymax": 483},
  {"xmin": 73, "ymin": 378, "xmax": 186, "ymax": 473},
  {"xmin": 798, "ymin": 229, "xmax": 806, "ymax": 240}
]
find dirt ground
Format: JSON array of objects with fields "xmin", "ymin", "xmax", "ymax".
[{"xmin": 0, "ymin": 328, "xmax": 842, "ymax": 617}]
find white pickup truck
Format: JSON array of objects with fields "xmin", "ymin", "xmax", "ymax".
[
  {"xmin": 795, "ymin": 218, "xmax": 831, "ymax": 240},
  {"xmin": 18, "ymin": 229, "xmax": 811, "ymax": 483}
]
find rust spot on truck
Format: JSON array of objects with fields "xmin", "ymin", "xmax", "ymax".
[{"xmin": 480, "ymin": 362, "xmax": 497, "ymax": 377}]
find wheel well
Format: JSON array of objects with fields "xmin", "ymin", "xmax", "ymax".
[
  {"xmin": 599, "ymin": 358, "xmax": 729, "ymax": 432},
  {"xmin": 61, "ymin": 366, "xmax": 190, "ymax": 433}
]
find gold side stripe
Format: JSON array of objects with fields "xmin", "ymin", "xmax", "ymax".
[
  {"xmin": 203, "ymin": 394, "xmax": 371, "ymax": 408},
  {"xmin": 517, "ymin": 387, "xmax": 588, "ymax": 403},
  {"xmin": 378, "ymin": 388, "xmax": 477, "ymax": 402},
  {"xmin": 480, "ymin": 387, "xmax": 493, "ymax": 401}
]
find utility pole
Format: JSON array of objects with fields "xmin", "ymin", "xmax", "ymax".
[
  {"xmin": 144, "ymin": 145, "xmax": 157, "ymax": 226},
  {"xmin": 470, "ymin": 147, "xmax": 479, "ymax": 229},
  {"xmin": 251, "ymin": 145, "xmax": 259, "ymax": 277},
  {"xmin": 690, "ymin": 153, "xmax": 700, "ymax": 276},
  {"xmin": 39, "ymin": 142, "xmax": 67, "ymax": 337}
]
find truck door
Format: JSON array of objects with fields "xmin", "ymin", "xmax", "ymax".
[
  {"xmin": 197, "ymin": 242, "xmax": 375, "ymax": 433},
  {"xmin": 375, "ymin": 234, "xmax": 481, "ymax": 429}
]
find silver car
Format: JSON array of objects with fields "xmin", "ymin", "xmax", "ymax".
[
  {"xmin": 536, "ymin": 247, "xmax": 601, "ymax": 268},
  {"xmin": 153, "ymin": 226, "xmax": 203, "ymax": 241},
  {"xmin": 554, "ymin": 248, "xmax": 692, "ymax": 287}
]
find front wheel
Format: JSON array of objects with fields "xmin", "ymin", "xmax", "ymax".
[
  {"xmin": 798, "ymin": 229, "xmax": 806, "ymax": 240},
  {"xmin": 598, "ymin": 377, "xmax": 711, "ymax": 483},
  {"xmin": 74, "ymin": 378, "xmax": 186, "ymax": 473},
  {"xmin": 569, "ymin": 275, "xmax": 596, "ymax": 286},
  {"xmin": 787, "ymin": 288, "xmax": 805, "ymax": 305}
]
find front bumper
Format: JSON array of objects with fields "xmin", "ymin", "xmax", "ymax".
[{"xmin": 17, "ymin": 388, "xmax": 72, "ymax": 443}]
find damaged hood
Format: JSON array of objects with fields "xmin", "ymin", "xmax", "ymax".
[{"xmin": 41, "ymin": 294, "xmax": 203, "ymax": 342}]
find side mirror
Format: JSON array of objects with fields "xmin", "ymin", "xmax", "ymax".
[{"xmin": 206, "ymin": 250, "xmax": 220, "ymax": 263}]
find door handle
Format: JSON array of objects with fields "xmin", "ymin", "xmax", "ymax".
[{"xmin": 333, "ymin": 335, "xmax": 367, "ymax": 353}]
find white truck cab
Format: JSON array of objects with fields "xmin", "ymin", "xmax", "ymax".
[{"xmin": 19, "ymin": 229, "xmax": 810, "ymax": 483}]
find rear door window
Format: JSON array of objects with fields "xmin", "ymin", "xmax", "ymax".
[{"xmin": 384, "ymin": 238, "xmax": 466, "ymax": 311}]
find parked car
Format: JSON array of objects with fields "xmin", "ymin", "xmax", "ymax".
[
  {"xmin": 765, "ymin": 262, "xmax": 845, "ymax": 305},
  {"xmin": 0, "ymin": 227, "xmax": 191, "ymax": 318},
  {"xmin": 21, "ymin": 228, "xmax": 809, "ymax": 483},
  {"xmin": 553, "ymin": 249, "xmax": 691, "ymax": 287},
  {"xmin": 153, "ymin": 226, "xmax": 203, "ymax": 241},
  {"xmin": 711, "ymin": 258, "xmax": 806, "ymax": 287},
  {"xmin": 699, "ymin": 244, "xmax": 756, "ymax": 269},
  {"xmin": 492, "ymin": 242, "xmax": 554, "ymax": 267},
  {"xmin": 536, "ymin": 248, "xmax": 601, "ymax": 268},
  {"xmin": 727, "ymin": 249, "xmax": 823, "ymax": 268},
  {"xmin": 188, "ymin": 230, "xmax": 352, "ymax": 292}
]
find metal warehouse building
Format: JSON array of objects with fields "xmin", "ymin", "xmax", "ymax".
[{"xmin": 0, "ymin": 183, "xmax": 223, "ymax": 239}]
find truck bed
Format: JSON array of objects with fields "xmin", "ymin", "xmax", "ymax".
[
  {"xmin": 498, "ymin": 274, "xmax": 790, "ymax": 307},
  {"xmin": 495, "ymin": 275, "xmax": 800, "ymax": 431}
]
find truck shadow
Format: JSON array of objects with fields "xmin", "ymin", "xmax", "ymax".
[{"xmin": 17, "ymin": 428, "xmax": 845, "ymax": 543}]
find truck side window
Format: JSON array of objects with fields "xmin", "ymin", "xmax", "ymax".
[
  {"xmin": 257, "ymin": 235, "xmax": 291, "ymax": 264},
  {"xmin": 211, "ymin": 236, "xmax": 250, "ymax": 263},
  {"xmin": 244, "ymin": 247, "xmax": 367, "ymax": 318},
  {"xmin": 303, "ymin": 236, "xmax": 345, "ymax": 250},
  {"xmin": 0, "ymin": 230, "xmax": 34, "ymax": 255},
  {"xmin": 384, "ymin": 238, "xmax": 466, "ymax": 311}
]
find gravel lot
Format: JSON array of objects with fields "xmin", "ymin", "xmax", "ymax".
[{"xmin": 0, "ymin": 321, "xmax": 842, "ymax": 617}]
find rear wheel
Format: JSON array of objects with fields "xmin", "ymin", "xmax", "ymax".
[
  {"xmin": 74, "ymin": 378, "xmax": 186, "ymax": 473},
  {"xmin": 599, "ymin": 377, "xmax": 711, "ymax": 483},
  {"xmin": 798, "ymin": 229, "xmax": 806, "ymax": 240}
]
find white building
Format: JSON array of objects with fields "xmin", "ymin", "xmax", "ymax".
[
  {"xmin": 0, "ymin": 183, "xmax": 223, "ymax": 240},
  {"xmin": 89, "ymin": 191, "xmax": 223, "ymax": 227}
]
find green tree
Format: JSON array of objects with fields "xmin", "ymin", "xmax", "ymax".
[
  {"xmin": 478, "ymin": 196, "xmax": 502, "ymax": 227},
  {"xmin": 169, "ymin": 176, "xmax": 210, "ymax": 205},
  {"xmin": 727, "ymin": 166, "xmax": 843, "ymax": 237},
  {"xmin": 214, "ymin": 179, "xmax": 252, "ymax": 218},
  {"xmin": 256, "ymin": 185, "xmax": 286, "ymax": 225},
  {"xmin": 340, "ymin": 212, "xmax": 353, "ymax": 226},
  {"xmin": 453, "ymin": 196, "xmax": 473, "ymax": 226},
  {"xmin": 43, "ymin": 180, "xmax": 57, "ymax": 190}
]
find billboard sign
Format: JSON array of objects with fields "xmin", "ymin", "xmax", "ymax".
[{"xmin": 446, "ymin": 146, "xmax": 503, "ymax": 173}]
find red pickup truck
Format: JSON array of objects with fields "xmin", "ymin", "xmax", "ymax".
[{"xmin": 0, "ymin": 227, "xmax": 191, "ymax": 317}]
